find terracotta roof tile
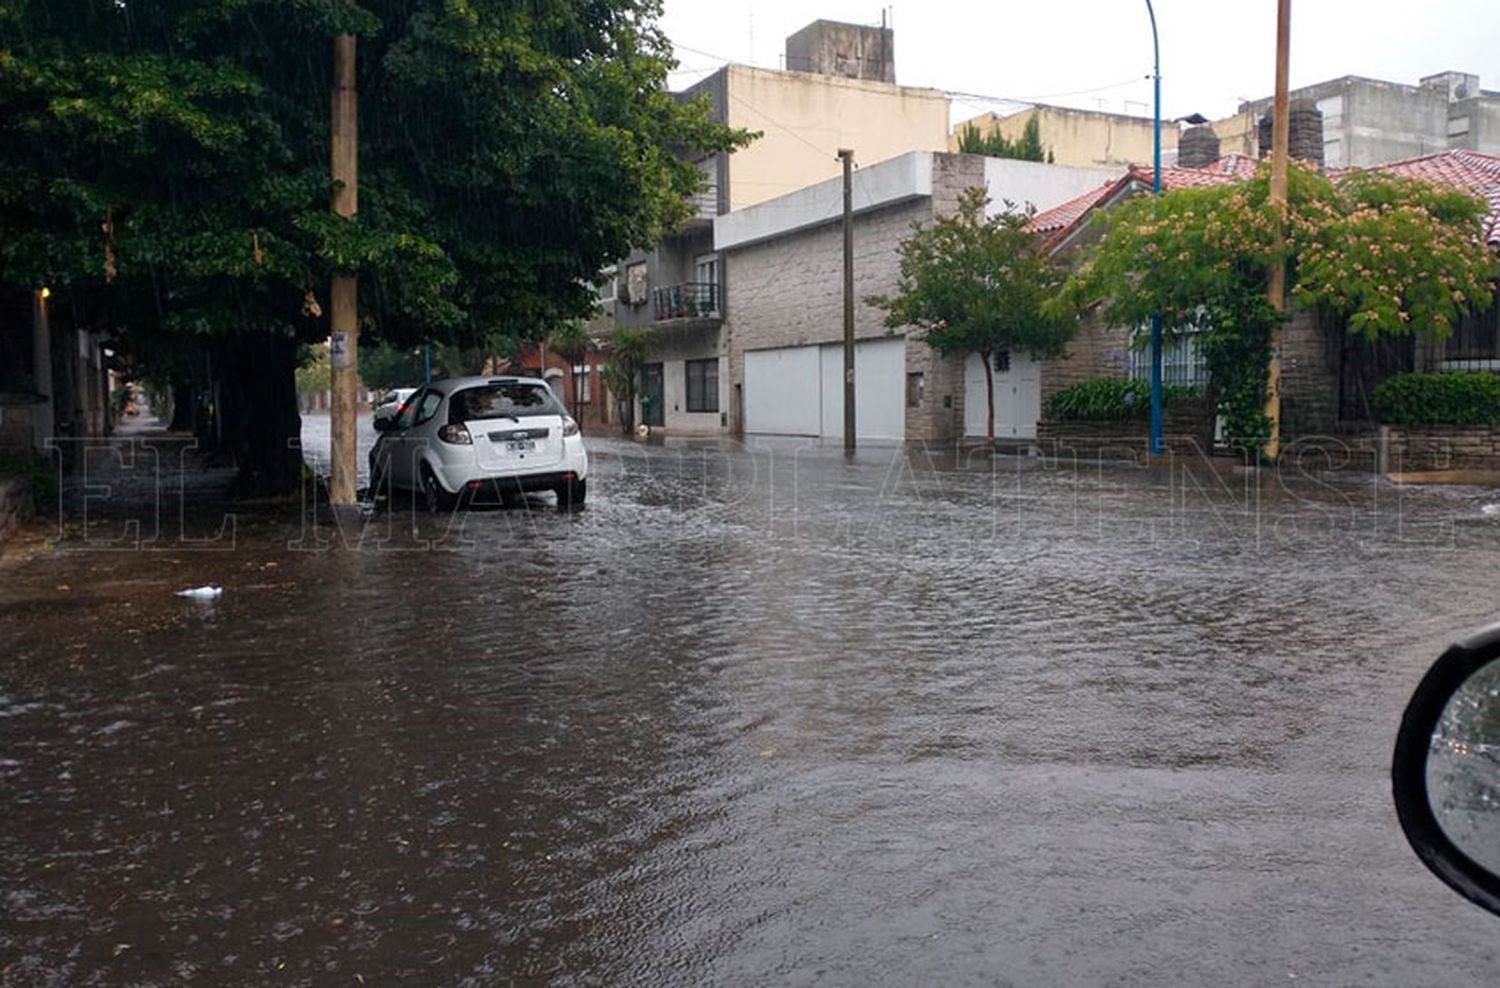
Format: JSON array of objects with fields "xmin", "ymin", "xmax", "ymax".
[{"xmin": 1027, "ymin": 149, "xmax": 1500, "ymax": 250}]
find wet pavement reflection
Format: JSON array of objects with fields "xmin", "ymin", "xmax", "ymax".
[{"xmin": 5, "ymin": 436, "xmax": 1500, "ymax": 985}]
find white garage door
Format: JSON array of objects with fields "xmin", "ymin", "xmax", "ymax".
[
  {"xmin": 745, "ymin": 337, "xmax": 906, "ymax": 441},
  {"xmin": 965, "ymin": 350, "xmax": 1041, "ymax": 440},
  {"xmin": 744, "ymin": 346, "xmax": 821, "ymax": 436}
]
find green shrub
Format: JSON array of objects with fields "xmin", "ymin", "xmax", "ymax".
[
  {"xmin": 1372, "ymin": 372, "xmax": 1500, "ymax": 426},
  {"xmin": 1045, "ymin": 378, "xmax": 1204, "ymax": 421}
]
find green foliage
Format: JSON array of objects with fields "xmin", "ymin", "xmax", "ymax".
[
  {"xmin": 0, "ymin": 0, "xmax": 752, "ymax": 486},
  {"xmin": 1372, "ymin": 372, "xmax": 1500, "ymax": 426},
  {"xmin": 1293, "ymin": 173, "xmax": 1495, "ymax": 341},
  {"xmin": 1055, "ymin": 161, "xmax": 1495, "ymax": 457},
  {"xmin": 1046, "ymin": 378, "xmax": 1203, "ymax": 421},
  {"xmin": 601, "ymin": 325, "xmax": 649, "ymax": 434},
  {"xmin": 869, "ymin": 188, "xmax": 1073, "ymax": 360},
  {"xmin": 359, "ymin": 342, "xmax": 425, "ymax": 391},
  {"xmin": 957, "ymin": 113, "xmax": 1047, "ymax": 162},
  {"xmin": 294, "ymin": 344, "xmax": 330, "ymax": 398},
  {"xmin": 546, "ymin": 320, "xmax": 594, "ymax": 363}
]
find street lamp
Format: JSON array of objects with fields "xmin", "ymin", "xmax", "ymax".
[{"xmin": 1146, "ymin": 0, "xmax": 1163, "ymax": 456}]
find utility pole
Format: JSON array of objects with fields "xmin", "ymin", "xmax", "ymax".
[
  {"xmin": 328, "ymin": 31, "xmax": 359, "ymax": 506},
  {"xmin": 1263, "ymin": 0, "xmax": 1292, "ymax": 462},
  {"xmin": 1145, "ymin": 0, "xmax": 1163, "ymax": 456},
  {"xmin": 839, "ymin": 148, "xmax": 855, "ymax": 454}
]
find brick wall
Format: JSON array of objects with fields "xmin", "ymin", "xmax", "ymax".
[
  {"xmin": 1279, "ymin": 309, "xmax": 1340, "ymax": 436},
  {"xmin": 1381, "ymin": 425, "xmax": 1500, "ymax": 472},
  {"xmin": 1035, "ymin": 401, "xmax": 1216, "ymax": 463},
  {"xmin": 1040, "ymin": 312, "xmax": 1130, "ymax": 403}
]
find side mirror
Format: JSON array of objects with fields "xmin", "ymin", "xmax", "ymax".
[
  {"xmin": 373, "ymin": 415, "xmax": 398, "ymax": 433},
  {"xmin": 1393, "ymin": 623, "xmax": 1500, "ymax": 916}
]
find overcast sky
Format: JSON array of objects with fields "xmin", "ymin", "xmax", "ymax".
[{"xmin": 659, "ymin": 0, "xmax": 1499, "ymax": 124}]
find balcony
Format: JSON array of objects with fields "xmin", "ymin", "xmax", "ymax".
[
  {"xmin": 683, "ymin": 184, "xmax": 719, "ymax": 226},
  {"xmin": 652, "ymin": 282, "xmax": 721, "ymax": 324}
]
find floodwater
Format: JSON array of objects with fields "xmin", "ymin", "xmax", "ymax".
[{"xmin": 4, "ymin": 434, "xmax": 1500, "ymax": 985}]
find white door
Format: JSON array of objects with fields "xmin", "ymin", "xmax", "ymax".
[
  {"xmin": 965, "ymin": 350, "xmax": 1041, "ymax": 439},
  {"xmin": 745, "ymin": 346, "xmax": 821, "ymax": 436}
]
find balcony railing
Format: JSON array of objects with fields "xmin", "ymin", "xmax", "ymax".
[
  {"xmin": 652, "ymin": 282, "xmax": 720, "ymax": 322},
  {"xmin": 688, "ymin": 184, "xmax": 719, "ymax": 222}
]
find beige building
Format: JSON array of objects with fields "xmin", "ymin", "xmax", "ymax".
[
  {"xmin": 717, "ymin": 65, "xmax": 950, "ymax": 211},
  {"xmin": 608, "ymin": 19, "xmax": 953, "ymax": 436},
  {"xmin": 949, "ymin": 105, "xmax": 1179, "ymax": 170}
]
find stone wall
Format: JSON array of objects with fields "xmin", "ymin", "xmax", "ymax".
[
  {"xmin": 0, "ymin": 476, "xmax": 33, "ymax": 543},
  {"xmin": 1039, "ymin": 313, "xmax": 1129, "ymax": 404},
  {"xmin": 1035, "ymin": 402, "xmax": 1216, "ymax": 463},
  {"xmin": 1279, "ymin": 310, "xmax": 1340, "ymax": 437},
  {"xmin": 1379, "ymin": 425, "xmax": 1500, "ymax": 473}
]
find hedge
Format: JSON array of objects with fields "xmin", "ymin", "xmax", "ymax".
[
  {"xmin": 1372, "ymin": 372, "xmax": 1500, "ymax": 426},
  {"xmin": 1045, "ymin": 378, "xmax": 1204, "ymax": 421}
]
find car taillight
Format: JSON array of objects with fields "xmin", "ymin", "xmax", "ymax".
[
  {"xmin": 562, "ymin": 416, "xmax": 580, "ymax": 437},
  {"xmin": 439, "ymin": 424, "xmax": 472, "ymax": 445}
]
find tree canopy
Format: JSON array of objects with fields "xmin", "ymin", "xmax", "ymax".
[
  {"xmin": 868, "ymin": 187, "xmax": 1073, "ymax": 443},
  {"xmin": 0, "ymin": 0, "xmax": 750, "ymax": 490},
  {"xmin": 956, "ymin": 114, "xmax": 1050, "ymax": 163},
  {"xmin": 1058, "ymin": 162, "xmax": 1497, "ymax": 452}
]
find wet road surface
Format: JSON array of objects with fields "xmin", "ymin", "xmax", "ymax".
[{"xmin": 4, "ymin": 437, "xmax": 1500, "ymax": 985}]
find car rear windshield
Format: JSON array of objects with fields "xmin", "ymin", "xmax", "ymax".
[{"xmin": 448, "ymin": 383, "xmax": 563, "ymax": 423}]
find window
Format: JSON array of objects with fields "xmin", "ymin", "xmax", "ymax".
[
  {"xmin": 992, "ymin": 350, "xmax": 1011, "ymax": 373},
  {"xmin": 595, "ymin": 268, "xmax": 617, "ymax": 309},
  {"xmin": 413, "ymin": 390, "xmax": 444, "ymax": 426},
  {"xmin": 572, "ymin": 365, "xmax": 591, "ymax": 405},
  {"xmin": 626, "ymin": 262, "xmax": 648, "ymax": 307},
  {"xmin": 447, "ymin": 383, "xmax": 564, "ymax": 423},
  {"xmin": 906, "ymin": 372, "xmax": 925, "ymax": 408},
  {"xmin": 1446, "ymin": 299, "xmax": 1500, "ymax": 363},
  {"xmin": 685, "ymin": 359, "xmax": 718, "ymax": 413},
  {"xmin": 395, "ymin": 389, "xmax": 426, "ymax": 430},
  {"xmin": 1127, "ymin": 324, "xmax": 1210, "ymax": 388}
]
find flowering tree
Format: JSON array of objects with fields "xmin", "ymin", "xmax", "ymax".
[
  {"xmin": 1061, "ymin": 162, "xmax": 1497, "ymax": 454},
  {"xmin": 1294, "ymin": 173, "xmax": 1494, "ymax": 340},
  {"xmin": 868, "ymin": 188, "xmax": 1074, "ymax": 445}
]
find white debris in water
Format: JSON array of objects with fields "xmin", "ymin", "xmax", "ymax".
[
  {"xmin": 175, "ymin": 586, "xmax": 223, "ymax": 599},
  {"xmin": 1483, "ymin": 504, "xmax": 1500, "ymax": 518}
]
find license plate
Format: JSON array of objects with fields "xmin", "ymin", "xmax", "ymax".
[{"xmin": 506, "ymin": 440, "xmax": 536, "ymax": 452}]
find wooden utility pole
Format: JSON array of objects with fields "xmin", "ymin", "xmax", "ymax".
[
  {"xmin": 1263, "ymin": 0, "xmax": 1292, "ymax": 462},
  {"xmin": 329, "ymin": 31, "xmax": 359, "ymax": 505},
  {"xmin": 839, "ymin": 148, "xmax": 855, "ymax": 454}
]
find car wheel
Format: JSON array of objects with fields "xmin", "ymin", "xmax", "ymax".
[
  {"xmin": 556, "ymin": 478, "xmax": 587, "ymax": 510},
  {"xmin": 420, "ymin": 464, "xmax": 451, "ymax": 514}
]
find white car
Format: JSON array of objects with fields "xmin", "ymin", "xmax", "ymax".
[
  {"xmin": 371, "ymin": 387, "xmax": 417, "ymax": 426},
  {"xmin": 369, "ymin": 376, "xmax": 588, "ymax": 509}
]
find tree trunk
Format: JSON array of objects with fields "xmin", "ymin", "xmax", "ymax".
[
  {"xmin": 981, "ymin": 348, "xmax": 996, "ymax": 447},
  {"xmin": 169, "ymin": 377, "xmax": 195, "ymax": 432},
  {"xmin": 218, "ymin": 334, "xmax": 304, "ymax": 498}
]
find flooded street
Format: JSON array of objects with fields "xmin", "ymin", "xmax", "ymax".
[{"xmin": 5, "ymin": 437, "xmax": 1500, "ymax": 985}]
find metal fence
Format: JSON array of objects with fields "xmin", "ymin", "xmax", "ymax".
[{"xmin": 652, "ymin": 282, "xmax": 720, "ymax": 321}]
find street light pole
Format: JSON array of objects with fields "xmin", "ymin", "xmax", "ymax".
[{"xmin": 1146, "ymin": 0, "xmax": 1163, "ymax": 457}]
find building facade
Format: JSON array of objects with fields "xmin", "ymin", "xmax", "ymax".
[
  {"xmin": 715, "ymin": 151, "xmax": 1121, "ymax": 444},
  {"xmin": 1215, "ymin": 70, "xmax": 1500, "ymax": 169},
  {"xmin": 605, "ymin": 19, "xmax": 952, "ymax": 437},
  {"xmin": 949, "ymin": 105, "xmax": 1180, "ymax": 170}
]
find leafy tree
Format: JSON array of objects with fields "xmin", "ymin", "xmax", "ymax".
[
  {"xmin": 601, "ymin": 325, "xmax": 649, "ymax": 435},
  {"xmin": 957, "ymin": 113, "xmax": 1049, "ymax": 163},
  {"xmin": 1294, "ymin": 172, "xmax": 1495, "ymax": 340},
  {"xmin": 359, "ymin": 342, "xmax": 425, "ymax": 392},
  {"xmin": 868, "ymin": 188, "xmax": 1074, "ymax": 445},
  {"xmin": 0, "ymin": 1, "xmax": 750, "ymax": 494},
  {"xmin": 1060, "ymin": 161, "xmax": 1495, "ymax": 455}
]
